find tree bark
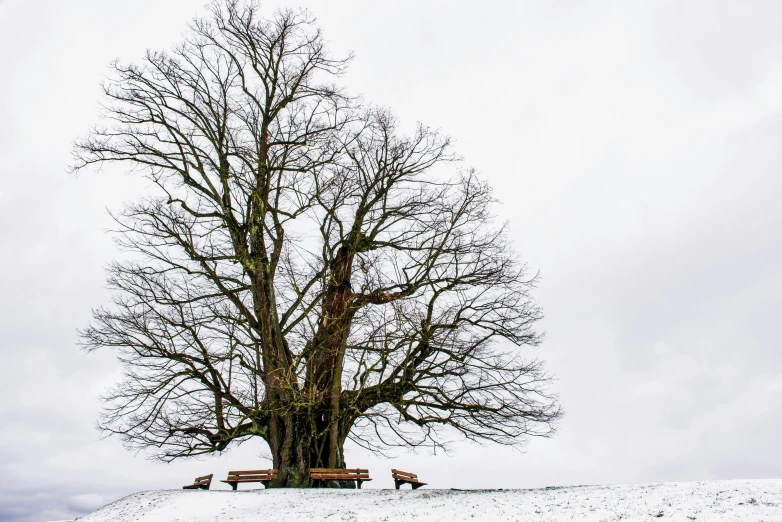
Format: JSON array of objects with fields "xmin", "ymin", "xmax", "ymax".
[{"xmin": 268, "ymin": 411, "xmax": 351, "ymax": 488}]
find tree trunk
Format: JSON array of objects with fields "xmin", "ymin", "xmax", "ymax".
[
  {"xmin": 265, "ymin": 243, "xmax": 357, "ymax": 487},
  {"xmin": 267, "ymin": 410, "xmax": 351, "ymax": 488}
]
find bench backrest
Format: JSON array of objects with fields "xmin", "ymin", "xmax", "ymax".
[
  {"xmin": 310, "ymin": 468, "xmax": 370, "ymax": 479},
  {"xmin": 226, "ymin": 469, "xmax": 277, "ymax": 480},
  {"xmin": 193, "ymin": 474, "xmax": 213, "ymax": 485},
  {"xmin": 391, "ymin": 469, "xmax": 419, "ymax": 481}
]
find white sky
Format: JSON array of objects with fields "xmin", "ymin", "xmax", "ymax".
[{"xmin": 2, "ymin": 0, "xmax": 782, "ymax": 521}]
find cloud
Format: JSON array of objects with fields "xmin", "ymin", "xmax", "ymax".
[{"xmin": 3, "ymin": 0, "xmax": 782, "ymax": 520}]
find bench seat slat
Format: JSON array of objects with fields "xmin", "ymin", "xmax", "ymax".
[
  {"xmin": 310, "ymin": 471, "xmax": 370, "ymax": 475},
  {"xmin": 310, "ymin": 468, "xmax": 368, "ymax": 473},
  {"xmin": 310, "ymin": 471, "xmax": 371, "ymax": 474},
  {"xmin": 223, "ymin": 477, "xmax": 275, "ymax": 482},
  {"xmin": 310, "ymin": 475, "xmax": 370, "ymax": 478},
  {"xmin": 311, "ymin": 475, "xmax": 372, "ymax": 480},
  {"xmin": 225, "ymin": 473, "xmax": 276, "ymax": 478}
]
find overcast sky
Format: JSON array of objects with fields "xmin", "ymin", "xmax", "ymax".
[{"xmin": 2, "ymin": 0, "xmax": 782, "ymax": 521}]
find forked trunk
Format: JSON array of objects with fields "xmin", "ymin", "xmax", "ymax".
[{"xmin": 264, "ymin": 244, "xmax": 358, "ymax": 487}]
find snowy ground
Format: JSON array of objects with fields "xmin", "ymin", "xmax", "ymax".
[{"xmin": 70, "ymin": 480, "xmax": 782, "ymax": 522}]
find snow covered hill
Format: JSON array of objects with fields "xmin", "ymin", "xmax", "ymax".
[{"xmin": 72, "ymin": 480, "xmax": 782, "ymax": 522}]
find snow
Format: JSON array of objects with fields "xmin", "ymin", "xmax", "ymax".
[{"xmin": 71, "ymin": 480, "xmax": 782, "ymax": 522}]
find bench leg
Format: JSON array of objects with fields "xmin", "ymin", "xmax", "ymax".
[
  {"xmin": 357, "ymin": 480, "xmax": 362, "ymax": 489},
  {"xmin": 395, "ymin": 480, "xmax": 401, "ymax": 490},
  {"xmin": 230, "ymin": 482, "xmax": 238, "ymax": 491},
  {"xmin": 412, "ymin": 483, "xmax": 423, "ymax": 490}
]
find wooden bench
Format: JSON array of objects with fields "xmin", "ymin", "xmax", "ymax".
[
  {"xmin": 182, "ymin": 473, "xmax": 213, "ymax": 490},
  {"xmin": 221, "ymin": 469, "xmax": 277, "ymax": 490},
  {"xmin": 310, "ymin": 468, "xmax": 372, "ymax": 489},
  {"xmin": 391, "ymin": 469, "xmax": 427, "ymax": 489}
]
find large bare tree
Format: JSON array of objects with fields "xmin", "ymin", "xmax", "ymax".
[{"xmin": 73, "ymin": 0, "xmax": 562, "ymax": 487}]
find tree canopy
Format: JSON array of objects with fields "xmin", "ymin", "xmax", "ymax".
[{"xmin": 73, "ymin": 0, "xmax": 562, "ymax": 486}]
